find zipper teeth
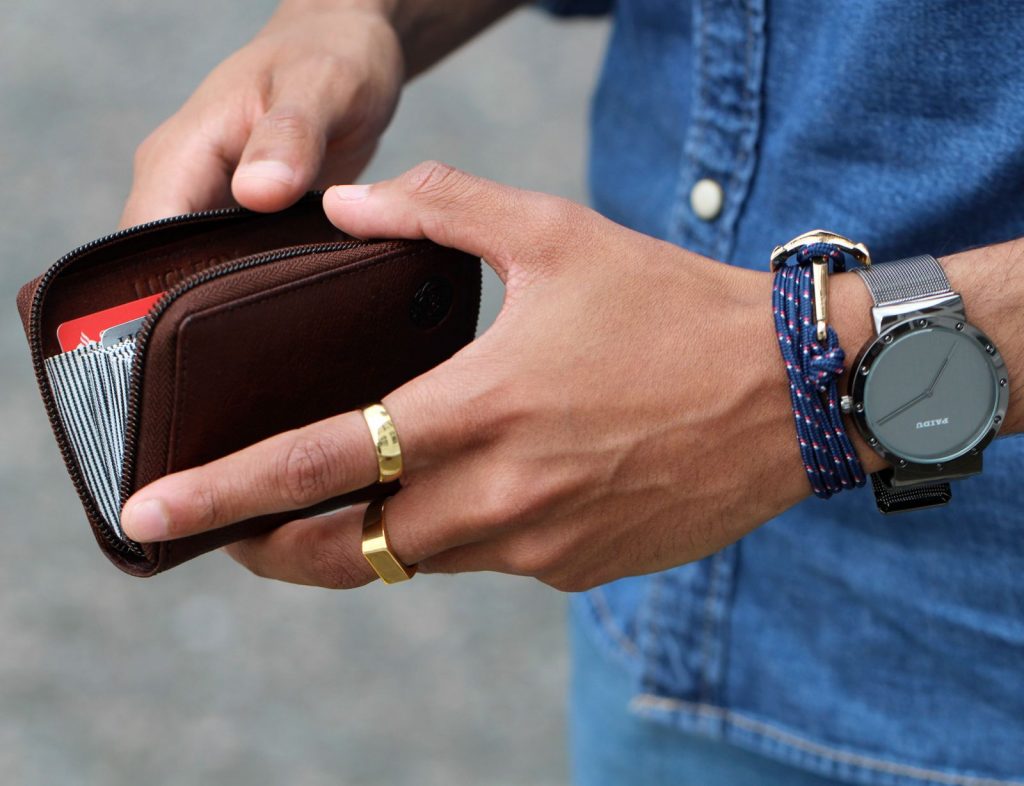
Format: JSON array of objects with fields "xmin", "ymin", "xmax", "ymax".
[
  {"xmin": 25, "ymin": 195, "xmax": 334, "ymax": 561},
  {"xmin": 30, "ymin": 207, "xmax": 256, "ymax": 558}
]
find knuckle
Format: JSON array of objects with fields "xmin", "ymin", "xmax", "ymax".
[
  {"xmin": 474, "ymin": 476, "xmax": 527, "ymax": 532},
  {"xmin": 185, "ymin": 480, "xmax": 220, "ymax": 534},
  {"xmin": 536, "ymin": 194, "xmax": 580, "ymax": 230},
  {"xmin": 260, "ymin": 109, "xmax": 315, "ymax": 143},
  {"xmin": 530, "ymin": 196, "xmax": 589, "ymax": 269},
  {"xmin": 307, "ymin": 52, "xmax": 356, "ymax": 80},
  {"xmin": 277, "ymin": 432, "xmax": 334, "ymax": 508},
  {"xmin": 467, "ymin": 373, "xmax": 532, "ymax": 442},
  {"xmin": 476, "ymin": 465, "xmax": 566, "ymax": 534},
  {"xmin": 403, "ymin": 160, "xmax": 465, "ymax": 201},
  {"xmin": 500, "ymin": 537, "xmax": 559, "ymax": 577},
  {"xmin": 308, "ymin": 53, "xmax": 365, "ymax": 94}
]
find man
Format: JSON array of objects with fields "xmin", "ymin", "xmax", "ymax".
[{"xmin": 118, "ymin": 1, "xmax": 1024, "ymax": 784}]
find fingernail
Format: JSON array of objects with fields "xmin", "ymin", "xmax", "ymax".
[
  {"xmin": 235, "ymin": 160, "xmax": 296, "ymax": 186},
  {"xmin": 331, "ymin": 184, "xmax": 371, "ymax": 202},
  {"xmin": 122, "ymin": 498, "xmax": 171, "ymax": 542}
]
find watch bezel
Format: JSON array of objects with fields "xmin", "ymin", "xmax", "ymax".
[{"xmin": 848, "ymin": 313, "xmax": 1009, "ymax": 473}]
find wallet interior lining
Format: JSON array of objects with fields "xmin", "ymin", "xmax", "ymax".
[
  {"xmin": 40, "ymin": 207, "xmax": 349, "ymax": 357},
  {"xmin": 44, "ymin": 337, "xmax": 137, "ymax": 537}
]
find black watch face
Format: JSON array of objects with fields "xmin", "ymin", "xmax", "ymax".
[{"xmin": 861, "ymin": 325, "xmax": 1000, "ymax": 463}]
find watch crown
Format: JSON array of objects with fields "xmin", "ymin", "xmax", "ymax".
[{"xmin": 840, "ymin": 395, "xmax": 854, "ymax": 414}]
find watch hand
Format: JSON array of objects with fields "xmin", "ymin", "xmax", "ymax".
[
  {"xmin": 925, "ymin": 341, "xmax": 958, "ymax": 396},
  {"xmin": 876, "ymin": 389, "xmax": 931, "ymax": 426},
  {"xmin": 875, "ymin": 340, "xmax": 959, "ymax": 427}
]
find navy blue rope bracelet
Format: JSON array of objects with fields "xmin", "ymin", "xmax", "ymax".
[{"xmin": 772, "ymin": 243, "xmax": 866, "ymax": 498}]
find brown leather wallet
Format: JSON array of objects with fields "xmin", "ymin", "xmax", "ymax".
[{"xmin": 16, "ymin": 194, "xmax": 481, "ymax": 577}]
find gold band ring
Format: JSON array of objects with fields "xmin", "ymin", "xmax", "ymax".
[
  {"xmin": 361, "ymin": 403, "xmax": 403, "ymax": 483},
  {"xmin": 361, "ymin": 497, "xmax": 417, "ymax": 584}
]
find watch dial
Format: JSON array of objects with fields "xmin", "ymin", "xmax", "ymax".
[{"xmin": 863, "ymin": 327, "xmax": 999, "ymax": 463}]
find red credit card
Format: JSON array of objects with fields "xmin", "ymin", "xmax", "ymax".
[{"xmin": 56, "ymin": 292, "xmax": 165, "ymax": 352}]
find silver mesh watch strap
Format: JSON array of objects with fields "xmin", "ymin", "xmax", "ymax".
[
  {"xmin": 853, "ymin": 254, "xmax": 951, "ymax": 306},
  {"xmin": 870, "ymin": 473, "xmax": 953, "ymax": 514},
  {"xmin": 853, "ymin": 254, "xmax": 954, "ymax": 513}
]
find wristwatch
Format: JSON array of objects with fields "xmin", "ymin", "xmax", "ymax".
[{"xmin": 843, "ymin": 255, "xmax": 1010, "ymax": 513}]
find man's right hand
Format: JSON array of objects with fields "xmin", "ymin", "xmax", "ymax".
[{"xmin": 119, "ymin": 1, "xmax": 404, "ymax": 228}]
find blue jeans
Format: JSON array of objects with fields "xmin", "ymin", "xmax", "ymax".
[{"xmin": 570, "ymin": 602, "xmax": 851, "ymax": 786}]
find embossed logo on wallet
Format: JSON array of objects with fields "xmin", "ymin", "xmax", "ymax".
[{"xmin": 135, "ymin": 253, "xmax": 236, "ymax": 298}]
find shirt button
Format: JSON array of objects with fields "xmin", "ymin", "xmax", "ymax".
[{"xmin": 690, "ymin": 178, "xmax": 724, "ymax": 221}]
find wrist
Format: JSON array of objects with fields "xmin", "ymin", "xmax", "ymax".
[
  {"xmin": 757, "ymin": 261, "xmax": 887, "ymax": 499},
  {"xmin": 266, "ymin": 0, "xmax": 401, "ymax": 44},
  {"xmin": 385, "ymin": 0, "xmax": 528, "ymax": 77},
  {"xmin": 275, "ymin": 0, "xmax": 395, "ymax": 17},
  {"xmin": 271, "ymin": 0, "xmax": 526, "ymax": 78},
  {"xmin": 743, "ymin": 269, "xmax": 823, "ymax": 506},
  {"xmin": 940, "ymin": 247, "xmax": 1024, "ymax": 436}
]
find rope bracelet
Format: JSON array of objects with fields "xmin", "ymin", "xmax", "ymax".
[{"xmin": 771, "ymin": 242, "xmax": 866, "ymax": 499}]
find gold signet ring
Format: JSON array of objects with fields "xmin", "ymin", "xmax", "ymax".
[
  {"xmin": 361, "ymin": 403, "xmax": 403, "ymax": 483},
  {"xmin": 361, "ymin": 497, "xmax": 417, "ymax": 584}
]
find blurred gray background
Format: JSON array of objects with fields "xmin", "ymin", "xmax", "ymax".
[{"xmin": 0, "ymin": 4, "xmax": 608, "ymax": 784}]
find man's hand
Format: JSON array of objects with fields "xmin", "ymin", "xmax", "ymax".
[
  {"xmin": 119, "ymin": 2, "xmax": 404, "ymax": 227},
  {"xmin": 118, "ymin": 0, "xmax": 526, "ymax": 229},
  {"xmin": 120, "ymin": 162, "xmax": 826, "ymax": 591}
]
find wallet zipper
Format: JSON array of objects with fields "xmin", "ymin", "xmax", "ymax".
[
  {"xmin": 26, "ymin": 196, "xmax": 344, "ymax": 561},
  {"xmin": 117, "ymin": 240, "xmax": 363, "ymax": 553}
]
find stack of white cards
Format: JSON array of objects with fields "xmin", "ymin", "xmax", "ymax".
[{"xmin": 44, "ymin": 336, "xmax": 138, "ymax": 538}]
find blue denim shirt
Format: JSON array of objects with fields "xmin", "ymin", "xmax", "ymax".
[{"xmin": 545, "ymin": 1, "xmax": 1024, "ymax": 783}]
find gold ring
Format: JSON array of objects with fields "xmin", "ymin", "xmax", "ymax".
[
  {"xmin": 361, "ymin": 403, "xmax": 403, "ymax": 483},
  {"xmin": 361, "ymin": 497, "xmax": 417, "ymax": 584}
]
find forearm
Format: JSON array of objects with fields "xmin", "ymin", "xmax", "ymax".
[
  {"xmin": 275, "ymin": 0, "xmax": 528, "ymax": 78},
  {"xmin": 831, "ymin": 238, "xmax": 1024, "ymax": 472}
]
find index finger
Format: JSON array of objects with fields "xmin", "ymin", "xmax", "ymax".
[
  {"xmin": 120, "ymin": 410, "xmax": 379, "ymax": 543},
  {"xmin": 119, "ymin": 127, "xmax": 238, "ymax": 229}
]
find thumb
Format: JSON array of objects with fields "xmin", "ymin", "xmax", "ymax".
[
  {"xmin": 232, "ymin": 57, "xmax": 377, "ymax": 213},
  {"xmin": 231, "ymin": 99, "xmax": 328, "ymax": 212},
  {"xmin": 323, "ymin": 161, "xmax": 580, "ymax": 282}
]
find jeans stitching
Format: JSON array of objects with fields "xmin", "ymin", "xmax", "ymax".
[
  {"xmin": 587, "ymin": 586, "xmax": 638, "ymax": 657},
  {"xmin": 698, "ymin": 552, "xmax": 722, "ymax": 704},
  {"xmin": 629, "ymin": 694, "xmax": 1024, "ymax": 786},
  {"xmin": 639, "ymin": 571, "xmax": 665, "ymax": 694}
]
